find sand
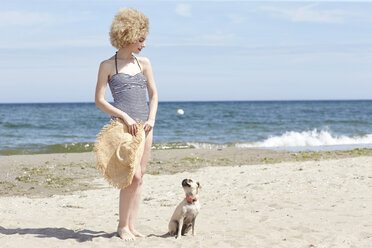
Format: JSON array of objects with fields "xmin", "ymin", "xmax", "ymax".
[{"xmin": 0, "ymin": 149, "xmax": 371, "ymax": 247}]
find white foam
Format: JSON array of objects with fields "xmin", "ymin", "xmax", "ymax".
[
  {"xmin": 186, "ymin": 142, "xmax": 228, "ymax": 149},
  {"xmin": 238, "ymin": 129, "xmax": 372, "ymax": 148}
]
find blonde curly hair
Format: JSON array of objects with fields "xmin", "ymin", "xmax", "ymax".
[{"xmin": 110, "ymin": 8, "xmax": 149, "ymax": 49}]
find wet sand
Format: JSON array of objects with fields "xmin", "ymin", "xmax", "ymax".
[{"xmin": 0, "ymin": 148, "xmax": 371, "ymax": 197}]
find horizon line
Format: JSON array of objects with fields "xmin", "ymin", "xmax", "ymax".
[{"xmin": 1, "ymin": 99, "xmax": 372, "ymax": 104}]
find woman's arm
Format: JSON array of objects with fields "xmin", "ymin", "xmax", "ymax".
[
  {"xmin": 141, "ymin": 57, "xmax": 158, "ymax": 133},
  {"xmin": 95, "ymin": 60, "xmax": 138, "ymax": 136}
]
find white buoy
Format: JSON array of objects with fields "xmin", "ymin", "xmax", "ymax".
[{"xmin": 177, "ymin": 109, "xmax": 184, "ymax": 115}]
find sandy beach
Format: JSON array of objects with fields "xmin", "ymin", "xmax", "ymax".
[{"xmin": 0, "ymin": 148, "xmax": 371, "ymax": 247}]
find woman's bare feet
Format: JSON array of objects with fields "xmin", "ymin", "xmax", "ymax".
[
  {"xmin": 117, "ymin": 226, "xmax": 136, "ymax": 241},
  {"xmin": 130, "ymin": 228, "xmax": 145, "ymax": 238}
]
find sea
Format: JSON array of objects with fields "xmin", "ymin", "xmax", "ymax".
[{"xmin": 1, "ymin": 100, "xmax": 372, "ymax": 155}]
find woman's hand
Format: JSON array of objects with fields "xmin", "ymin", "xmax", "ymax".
[
  {"xmin": 144, "ymin": 119, "xmax": 155, "ymax": 134},
  {"xmin": 122, "ymin": 116, "xmax": 138, "ymax": 136}
]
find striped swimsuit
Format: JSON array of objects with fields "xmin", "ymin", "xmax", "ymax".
[{"xmin": 108, "ymin": 52, "xmax": 149, "ymax": 122}]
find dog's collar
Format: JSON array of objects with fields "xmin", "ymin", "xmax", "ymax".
[{"xmin": 185, "ymin": 196, "xmax": 198, "ymax": 203}]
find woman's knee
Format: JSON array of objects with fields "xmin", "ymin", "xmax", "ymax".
[
  {"xmin": 131, "ymin": 171, "xmax": 143, "ymax": 186},
  {"xmin": 131, "ymin": 130, "xmax": 152, "ymax": 186},
  {"xmin": 140, "ymin": 162, "xmax": 147, "ymax": 176},
  {"xmin": 140, "ymin": 132, "xmax": 152, "ymax": 176}
]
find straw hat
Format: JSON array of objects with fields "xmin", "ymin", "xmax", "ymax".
[{"xmin": 94, "ymin": 118, "xmax": 145, "ymax": 189}]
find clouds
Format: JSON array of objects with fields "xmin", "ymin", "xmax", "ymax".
[
  {"xmin": 175, "ymin": 4, "xmax": 192, "ymax": 17},
  {"xmin": 227, "ymin": 13, "xmax": 247, "ymax": 24},
  {"xmin": 0, "ymin": 37, "xmax": 109, "ymax": 50},
  {"xmin": 1, "ymin": 0, "xmax": 372, "ymax": 102},
  {"xmin": 0, "ymin": 9, "xmax": 94, "ymax": 28},
  {"xmin": 187, "ymin": 31, "xmax": 237, "ymax": 46},
  {"xmin": 0, "ymin": 10, "xmax": 56, "ymax": 26},
  {"xmin": 0, "ymin": 7, "xmax": 105, "ymax": 49},
  {"xmin": 261, "ymin": 3, "xmax": 345, "ymax": 24}
]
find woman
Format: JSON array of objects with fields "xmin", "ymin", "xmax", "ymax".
[{"xmin": 95, "ymin": 8, "xmax": 158, "ymax": 241}]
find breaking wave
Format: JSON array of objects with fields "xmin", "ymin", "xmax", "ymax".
[{"xmin": 238, "ymin": 129, "xmax": 372, "ymax": 148}]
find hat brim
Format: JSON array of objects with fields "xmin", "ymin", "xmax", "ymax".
[{"xmin": 94, "ymin": 119, "xmax": 145, "ymax": 189}]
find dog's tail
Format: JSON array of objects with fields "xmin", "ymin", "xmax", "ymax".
[{"xmin": 147, "ymin": 233, "xmax": 172, "ymax": 238}]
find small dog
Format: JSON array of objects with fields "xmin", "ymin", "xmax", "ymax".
[{"xmin": 168, "ymin": 178, "xmax": 201, "ymax": 238}]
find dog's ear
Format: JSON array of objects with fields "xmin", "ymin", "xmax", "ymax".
[{"xmin": 197, "ymin": 182, "xmax": 201, "ymax": 189}]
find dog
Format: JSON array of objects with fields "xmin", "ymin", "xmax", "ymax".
[{"xmin": 168, "ymin": 178, "xmax": 201, "ymax": 238}]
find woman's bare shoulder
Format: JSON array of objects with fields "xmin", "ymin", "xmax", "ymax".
[
  {"xmin": 137, "ymin": 56, "xmax": 150, "ymax": 62},
  {"xmin": 136, "ymin": 56, "xmax": 151, "ymax": 69},
  {"xmin": 99, "ymin": 57, "xmax": 115, "ymax": 71},
  {"xmin": 100, "ymin": 56, "xmax": 115, "ymax": 66}
]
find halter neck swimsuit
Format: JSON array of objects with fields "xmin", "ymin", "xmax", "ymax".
[{"xmin": 108, "ymin": 52, "xmax": 149, "ymax": 122}]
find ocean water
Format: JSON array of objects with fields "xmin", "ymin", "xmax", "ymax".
[{"xmin": 1, "ymin": 101, "xmax": 372, "ymax": 155}]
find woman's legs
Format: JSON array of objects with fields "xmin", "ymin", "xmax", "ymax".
[
  {"xmin": 118, "ymin": 130, "xmax": 153, "ymax": 240},
  {"xmin": 129, "ymin": 130, "xmax": 153, "ymax": 236},
  {"xmin": 118, "ymin": 172, "xmax": 141, "ymax": 240}
]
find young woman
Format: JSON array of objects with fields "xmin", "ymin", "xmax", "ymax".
[{"xmin": 95, "ymin": 8, "xmax": 158, "ymax": 241}]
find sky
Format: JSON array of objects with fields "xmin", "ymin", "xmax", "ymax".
[{"xmin": 0, "ymin": 0, "xmax": 372, "ymax": 103}]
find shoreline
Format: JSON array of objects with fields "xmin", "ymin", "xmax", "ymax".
[{"xmin": 0, "ymin": 147, "xmax": 371, "ymax": 198}]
